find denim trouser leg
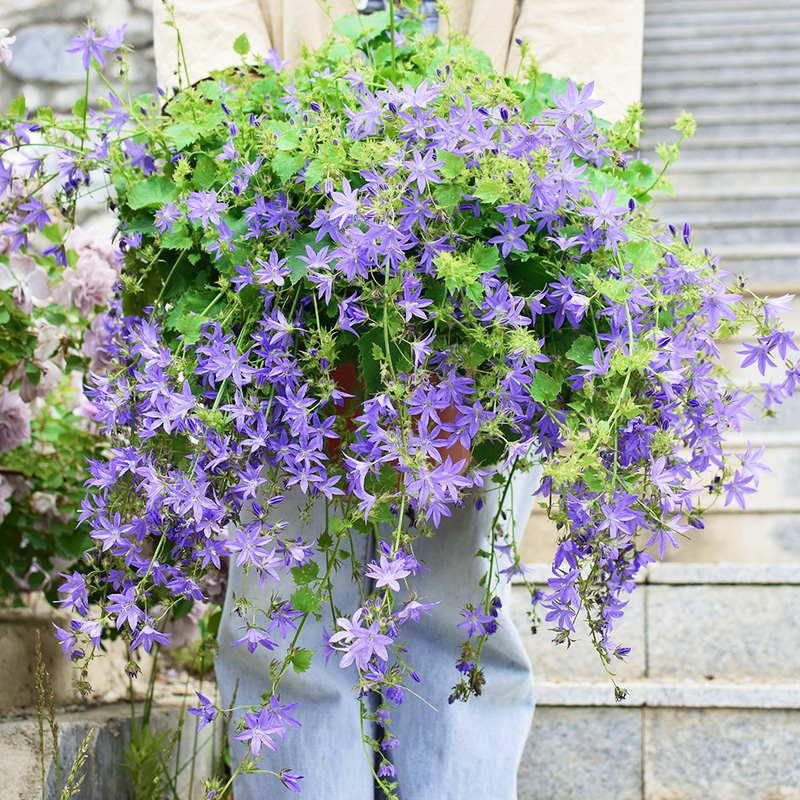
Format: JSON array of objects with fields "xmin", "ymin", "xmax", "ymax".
[
  {"xmin": 388, "ymin": 468, "xmax": 538, "ymax": 800},
  {"xmin": 216, "ymin": 492, "xmax": 377, "ymax": 800},
  {"xmin": 216, "ymin": 467, "xmax": 539, "ymax": 799}
]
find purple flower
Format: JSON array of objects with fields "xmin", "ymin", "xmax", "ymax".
[
  {"xmin": 403, "ymin": 148, "xmax": 444, "ymax": 192},
  {"xmin": 155, "ymin": 202, "xmax": 182, "ymax": 234},
  {"xmin": 231, "ymin": 626, "xmax": 278, "ymax": 654},
  {"xmin": 488, "ymin": 220, "xmax": 529, "ymax": 258},
  {"xmin": 186, "ymin": 190, "xmax": 226, "ymax": 230},
  {"xmin": 235, "ymin": 706, "xmax": 285, "ymax": 757},
  {"xmin": 279, "ymin": 770, "xmax": 304, "ymax": 792},
  {"xmin": 264, "ymin": 49, "xmax": 291, "ymax": 73},
  {"xmin": 188, "ymin": 692, "xmax": 219, "ymax": 732},
  {"xmin": 329, "ymin": 611, "xmax": 393, "ymax": 670},
  {"xmin": 65, "ymin": 25, "xmax": 109, "ymax": 70},
  {"xmin": 544, "ymin": 79, "xmax": 603, "ymax": 124},
  {"xmin": 366, "ymin": 553, "xmax": 412, "ymax": 592},
  {"xmin": 254, "ymin": 250, "xmax": 291, "ymax": 287},
  {"xmin": 457, "ymin": 604, "xmax": 493, "ymax": 638},
  {"xmin": 57, "ymin": 572, "xmax": 89, "ymax": 616},
  {"xmin": 130, "ymin": 621, "xmax": 171, "ymax": 652}
]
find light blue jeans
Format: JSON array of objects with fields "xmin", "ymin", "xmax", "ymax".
[{"xmin": 216, "ymin": 467, "xmax": 539, "ymax": 799}]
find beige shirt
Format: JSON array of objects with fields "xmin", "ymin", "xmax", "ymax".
[{"xmin": 154, "ymin": 0, "xmax": 643, "ymax": 122}]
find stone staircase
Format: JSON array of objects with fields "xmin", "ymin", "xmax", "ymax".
[{"xmin": 516, "ymin": 0, "xmax": 800, "ymax": 797}]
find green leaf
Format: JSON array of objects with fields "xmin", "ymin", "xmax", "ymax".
[
  {"xmin": 291, "ymin": 587, "xmax": 320, "ymax": 613},
  {"xmin": 472, "ymin": 243, "xmax": 499, "ymax": 275},
  {"xmin": 0, "ymin": 311, "xmax": 9, "ymax": 325},
  {"xmin": 439, "ymin": 151, "xmax": 465, "ymax": 181},
  {"xmin": 583, "ymin": 468, "xmax": 607, "ymax": 492},
  {"xmin": 272, "ymin": 151, "xmax": 303, "ymax": 183},
  {"xmin": 529, "ymin": 370, "xmax": 561, "ymax": 403},
  {"xmin": 566, "ymin": 335, "xmax": 596, "ymax": 366},
  {"xmin": 37, "ymin": 106, "xmax": 54, "ymax": 125},
  {"xmin": 72, "ymin": 96, "xmax": 87, "ymax": 119},
  {"xmin": 286, "ymin": 232, "xmax": 319, "ymax": 284},
  {"xmin": 276, "ymin": 129, "xmax": 301, "ymax": 152},
  {"xmin": 192, "ymin": 155, "xmax": 217, "ymax": 190},
  {"xmin": 233, "ymin": 33, "xmax": 250, "ymax": 55},
  {"xmin": 175, "ymin": 313, "xmax": 208, "ymax": 345},
  {"xmin": 289, "ymin": 648, "xmax": 314, "ymax": 674},
  {"xmin": 161, "ymin": 224, "xmax": 193, "ymax": 250},
  {"xmin": 474, "ymin": 177, "xmax": 505, "ymax": 204},
  {"xmin": 164, "ymin": 122, "xmax": 201, "ymax": 150},
  {"xmin": 433, "ymin": 183, "xmax": 462, "ymax": 213},
  {"xmin": 127, "ymin": 176, "xmax": 179, "ymax": 210},
  {"xmin": 304, "ymin": 159, "xmax": 324, "ymax": 189},
  {"xmin": 290, "ymin": 561, "xmax": 319, "ymax": 586},
  {"xmin": 8, "ymin": 94, "xmax": 26, "ymax": 118},
  {"xmin": 334, "ymin": 11, "xmax": 390, "ymax": 41}
]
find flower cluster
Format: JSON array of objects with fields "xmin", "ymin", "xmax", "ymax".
[{"xmin": 3, "ymin": 9, "xmax": 797, "ymax": 797}]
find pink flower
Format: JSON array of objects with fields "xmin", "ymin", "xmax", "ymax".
[
  {"xmin": 0, "ymin": 475, "xmax": 12, "ymax": 524},
  {"xmin": 0, "ymin": 388, "xmax": 32, "ymax": 452},
  {"xmin": 19, "ymin": 360, "xmax": 62, "ymax": 402},
  {"xmin": 81, "ymin": 314, "xmax": 114, "ymax": 370},
  {"xmin": 0, "ymin": 29, "xmax": 16, "ymax": 67},
  {"xmin": 0, "ymin": 252, "xmax": 50, "ymax": 314},
  {"xmin": 53, "ymin": 251, "xmax": 117, "ymax": 318}
]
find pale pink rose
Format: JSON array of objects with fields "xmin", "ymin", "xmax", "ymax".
[
  {"xmin": 65, "ymin": 225, "xmax": 119, "ymax": 272},
  {"xmin": 81, "ymin": 313, "xmax": 115, "ymax": 370},
  {"xmin": 0, "ymin": 29, "xmax": 16, "ymax": 68},
  {"xmin": 30, "ymin": 491, "xmax": 57, "ymax": 515},
  {"xmin": 73, "ymin": 250, "xmax": 117, "ymax": 317},
  {"xmin": 0, "ymin": 475, "xmax": 12, "ymax": 524},
  {"xmin": 19, "ymin": 360, "xmax": 62, "ymax": 402},
  {"xmin": 33, "ymin": 319, "xmax": 64, "ymax": 363},
  {"xmin": 0, "ymin": 252, "xmax": 50, "ymax": 314},
  {"xmin": 0, "ymin": 388, "xmax": 32, "ymax": 452}
]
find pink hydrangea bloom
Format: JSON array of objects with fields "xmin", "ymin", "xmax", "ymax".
[{"xmin": 0, "ymin": 388, "xmax": 32, "ymax": 452}]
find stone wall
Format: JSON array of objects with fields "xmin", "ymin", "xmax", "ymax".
[{"xmin": 0, "ymin": 0, "xmax": 157, "ymax": 115}]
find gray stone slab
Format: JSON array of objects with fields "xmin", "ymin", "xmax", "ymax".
[
  {"xmin": 647, "ymin": 584, "xmax": 800, "ymax": 680},
  {"xmin": 0, "ymin": 701, "xmax": 219, "ymax": 800},
  {"xmin": 5, "ymin": 24, "xmax": 89, "ymax": 84},
  {"xmin": 647, "ymin": 562, "xmax": 800, "ymax": 585},
  {"xmin": 651, "ymin": 511, "xmax": 800, "ymax": 564},
  {"xmin": 643, "ymin": 64, "xmax": 800, "ymax": 90},
  {"xmin": 510, "ymin": 583, "xmax": 646, "ymax": 682},
  {"xmin": 536, "ymin": 679, "xmax": 800, "ymax": 709},
  {"xmin": 518, "ymin": 706, "xmax": 642, "ymax": 800},
  {"xmin": 642, "ymin": 32, "xmax": 800, "ymax": 56},
  {"xmin": 644, "ymin": 707, "xmax": 800, "ymax": 799}
]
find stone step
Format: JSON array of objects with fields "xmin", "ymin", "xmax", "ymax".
[
  {"xmin": 645, "ymin": 21, "xmax": 800, "ymax": 41},
  {"xmin": 642, "ymin": 83, "xmax": 800, "ymax": 108},
  {"xmin": 663, "ymin": 222, "xmax": 800, "ymax": 246},
  {"xmin": 521, "ymin": 704, "xmax": 800, "ymax": 800},
  {"xmin": 643, "ymin": 63, "xmax": 800, "ymax": 89},
  {"xmin": 522, "ymin": 508, "xmax": 800, "ymax": 565},
  {"xmin": 645, "ymin": 7, "xmax": 800, "ymax": 27},
  {"xmin": 641, "ymin": 129, "xmax": 800, "ymax": 150},
  {"xmin": 642, "ymin": 31, "xmax": 800, "ymax": 55},
  {"xmin": 644, "ymin": 108, "xmax": 800, "ymax": 132},
  {"xmin": 513, "ymin": 563, "xmax": 800, "ymax": 683},
  {"xmin": 515, "ymin": 562, "xmax": 800, "ymax": 798},
  {"xmin": 646, "ymin": 0, "xmax": 800, "ymax": 12},
  {"xmin": 644, "ymin": 50, "xmax": 800, "ymax": 73},
  {"xmin": 647, "ymin": 203, "xmax": 800, "ymax": 229},
  {"xmin": 664, "ymin": 157, "xmax": 800, "ymax": 173},
  {"xmin": 655, "ymin": 178, "xmax": 800, "ymax": 199},
  {"xmin": 0, "ymin": 699, "xmax": 218, "ymax": 800}
]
